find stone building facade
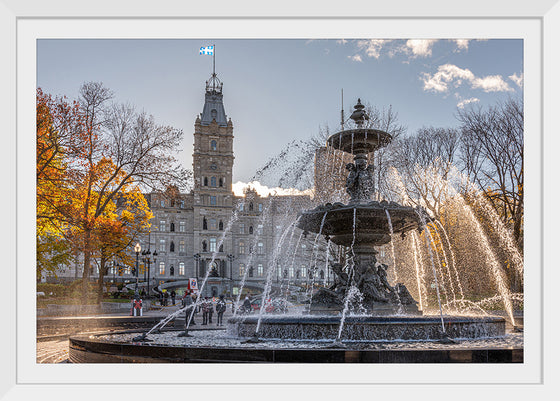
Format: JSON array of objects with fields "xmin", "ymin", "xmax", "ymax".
[{"xmin": 66, "ymin": 72, "xmax": 327, "ymax": 297}]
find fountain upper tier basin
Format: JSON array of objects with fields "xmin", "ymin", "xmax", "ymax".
[
  {"xmin": 297, "ymin": 201, "xmax": 424, "ymax": 246},
  {"xmin": 327, "ymin": 128, "xmax": 392, "ymax": 154}
]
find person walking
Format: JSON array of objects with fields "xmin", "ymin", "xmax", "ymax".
[
  {"xmin": 216, "ymin": 295, "xmax": 226, "ymax": 326},
  {"xmin": 182, "ymin": 291, "xmax": 196, "ymax": 326},
  {"xmin": 201, "ymin": 297, "xmax": 210, "ymax": 325},
  {"xmin": 243, "ymin": 296, "xmax": 252, "ymax": 314},
  {"xmin": 163, "ymin": 291, "xmax": 169, "ymax": 306},
  {"xmin": 208, "ymin": 297, "xmax": 214, "ymax": 324},
  {"xmin": 171, "ymin": 290, "xmax": 176, "ymax": 306}
]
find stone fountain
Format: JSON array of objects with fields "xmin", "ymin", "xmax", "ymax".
[{"xmin": 297, "ymin": 99, "xmax": 424, "ymax": 315}]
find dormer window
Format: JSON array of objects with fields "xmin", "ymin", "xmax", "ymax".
[{"xmin": 210, "ymin": 140, "xmax": 217, "ymax": 151}]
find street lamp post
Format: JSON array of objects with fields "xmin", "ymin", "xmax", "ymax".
[{"xmin": 134, "ymin": 243, "xmax": 141, "ymax": 294}]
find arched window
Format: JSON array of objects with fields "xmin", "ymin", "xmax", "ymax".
[
  {"xmin": 239, "ymin": 264, "xmax": 245, "ymax": 276},
  {"xmin": 170, "ymin": 222, "xmax": 175, "ymax": 232},
  {"xmin": 203, "ymin": 177, "xmax": 208, "ymax": 186},
  {"xmin": 249, "ymin": 226, "xmax": 253, "ymax": 235},
  {"xmin": 202, "ymin": 240, "xmax": 207, "ymax": 252},
  {"xmin": 210, "ymin": 176, "xmax": 217, "ymax": 187},
  {"xmin": 179, "ymin": 262, "xmax": 185, "ymax": 275},
  {"xmin": 159, "ymin": 262, "xmax": 165, "ymax": 275},
  {"xmin": 210, "ymin": 140, "xmax": 217, "ymax": 151},
  {"xmin": 203, "ymin": 217, "xmax": 207, "ymax": 230},
  {"xmin": 219, "ymin": 244, "xmax": 223, "ymax": 253},
  {"xmin": 219, "ymin": 178, "xmax": 223, "ymax": 187},
  {"xmin": 219, "ymin": 220, "xmax": 224, "ymax": 231},
  {"xmin": 210, "ymin": 238, "xmax": 217, "ymax": 252},
  {"xmin": 238, "ymin": 241, "xmax": 245, "ymax": 254},
  {"xmin": 170, "ymin": 241, "xmax": 175, "ymax": 252},
  {"xmin": 249, "ymin": 202, "xmax": 254, "ymax": 211}
]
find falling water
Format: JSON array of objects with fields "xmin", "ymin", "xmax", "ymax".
[
  {"xmin": 456, "ymin": 196, "xmax": 516, "ymax": 326},
  {"xmin": 337, "ymin": 208, "xmax": 357, "ymax": 340},
  {"xmin": 384, "ymin": 209, "xmax": 403, "ymax": 312},
  {"xmin": 307, "ymin": 212, "xmax": 328, "ymax": 309},
  {"xmin": 233, "ymin": 198, "xmax": 273, "ymax": 316},
  {"xmin": 430, "ymin": 225, "xmax": 457, "ymax": 307},
  {"xmin": 433, "ymin": 219, "xmax": 466, "ymax": 304},
  {"xmin": 416, "ymin": 210, "xmax": 446, "ymax": 332},
  {"xmin": 410, "ymin": 232, "xmax": 426, "ymax": 311},
  {"xmin": 323, "ymin": 239, "xmax": 331, "ymax": 287},
  {"xmin": 255, "ymin": 221, "xmax": 296, "ymax": 334}
]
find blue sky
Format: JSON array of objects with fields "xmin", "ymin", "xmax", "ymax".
[{"xmin": 37, "ymin": 39, "xmax": 523, "ymax": 183}]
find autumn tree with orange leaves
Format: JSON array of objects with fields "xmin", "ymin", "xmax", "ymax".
[{"xmin": 37, "ymin": 82, "xmax": 190, "ymax": 300}]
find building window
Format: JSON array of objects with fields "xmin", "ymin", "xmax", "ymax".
[
  {"xmin": 257, "ymin": 225, "xmax": 263, "ymax": 235},
  {"xmin": 249, "ymin": 226, "xmax": 253, "ymax": 235},
  {"xmin": 210, "ymin": 140, "xmax": 217, "ymax": 151},
  {"xmin": 170, "ymin": 241, "xmax": 175, "ymax": 252},
  {"xmin": 159, "ymin": 220, "xmax": 166, "ymax": 231},
  {"xmin": 170, "ymin": 265, "xmax": 175, "ymax": 276},
  {"xmin": 249, "ymin": 202, "xmax": 254, "ymax": 211},
  {"xmin": 219, "ymin": 244, "xmax": 223, "ymax": 252},
  {"xmin": 239, "ymin": 223, "xmax": 245, "ymax": 234},
  {"xmin": 170, "ymin": 222, "xmax": 175, "ymax": 232},
  {"xmin": 211, "ymin": 176, "xmax": 217, "ymax": 187},
  {"xmin": 257, "ymin": 242, "xmax": 264, "ymax": 254},
  {"xmin": 210, "ymin": 196, "xmax": 217, "ymax": 205},
  {"xmin": 179, "ymin": 221, "xmax": 186, "ymax": 232},
  {"xmin": 180, "ymin": 200, "xmax": 185, "ymax": 208},
  {"xmin": 179, "ymin": 262, "xmax": 185, "ymax": 276},
  {"xmin": 159, "ymin": 239, "xmax": 166, "ymax": 252},
  {"xmin": 160, "ymin": 200, "xmax": 165, "ymax": 207},
  {"xmin": 301, "ymin": 266, "xmax": 307, "ymax": 279},
  {"xmin": 219, "ymin": 220, "xmax": 224, "ymax": 230},
  {"xmin": 239, "ymin": 203, "xmax": 244, "ymax": 211},
  {"xmin": 219, "ymin": 178, "xmax": 223, "ymax": 187},
  {"xmin": 159, "ymin": 262, "xmax": 165, "ymax": 275},
  {"xmin": 249, "ymin": 266, "xmax": 254, "ymax": 277},
  {"xmin": 238, "ymin": 241, "xmax": 245, "ymax": 255},
  {"xmin": 289, "ymin": 267, "xmax": 294, "ymax": 278},
  {"xmin": 209, "ymin": 218, "xmax": 217, "ymax": 230},
  {"xmin": 210, "ymin": 238, "xmax": 217, "ymax": 252},
  {"xmin": 204, "ymin": 177, "xmax": 208, "ymax": 186},
  {"xmin": 203, "ymin": 217, "xmax": 207, "ymax": 230},
  {"xmin": 179, "ymin": 240, "xmax": 185, "ymax": 252},
  {"xmin": 257, "ymin": 264, "xmax": 264, "ymax": 277},
  {"xmin": 202, "ymin": 240, "xmax": 207, "ymax": 252},
  {"xmin": 258, "ymin": 203, "xmax": 263, "ymax": 212},
  {"xmin": 239, "ymin": 263, "xmax": 245, "ymax": 276}
]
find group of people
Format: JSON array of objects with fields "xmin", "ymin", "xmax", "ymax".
[
  {"xmin": 181, "ymin": 292, "xmax": 228, "ymax": 326},
  {"xmin": 159, "ymin": 289, "xmax": 176, "ymax": 306}
]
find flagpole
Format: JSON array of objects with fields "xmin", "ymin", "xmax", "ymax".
[{"xmin": 213, "ymin": 44, "xmax": 216, "ymax": 91}]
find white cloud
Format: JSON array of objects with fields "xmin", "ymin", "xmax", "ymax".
[
  {"xmin": 422, "ymin": 63, "xmax": 513, "ymax": 93},
  {"xmin": 405, "ymin": 39, "xmax": 437, "ymax": 57},
  {"xmin": 336, "ymin": 39, "xmax": 348, "ymax": 45},
  {"xmin": 457, "ymin": 97, "xmax": 480, "ymax": 108},
  {"xmin": 453, "ymin": 39, "xmax": 470, "ymax": 51},
  {"xmin": 471, "ymin": 75, "xmax": 513, "ymax": 92},
  {"xmin": 348, "ymin": 54, "xmax": 362, "ymax": 62},
  {"xmin": 356, "ymin": 39, "xmax": 392, "ymax": 59},
  {"xmin": 509, "ymin": 72, "xmax": 524, "ymax": 88},
  {"xmin": 232, "ymin": 181, "xmax": 313, "ymax": 198}
]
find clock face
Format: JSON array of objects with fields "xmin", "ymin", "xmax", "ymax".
[{"xmin": 210, "ymin": 164, "xmax": 217, "ymax": 170}]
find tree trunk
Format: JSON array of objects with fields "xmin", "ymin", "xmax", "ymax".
[
  {"xmin": 81, "ymin": 229, "xmax": 92, "ymax": 303},
  {"xmin": 97, "ymin": 255, "xmax": 107, "ymax": 304}
]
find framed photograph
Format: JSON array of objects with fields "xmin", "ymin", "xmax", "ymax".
[{"xmin": 3, "ymin": 0, "xmax": 559, "ymax": 399}]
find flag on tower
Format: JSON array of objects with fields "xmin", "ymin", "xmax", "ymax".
[{"xmin": 199, "ymin": 46, "xmax": 214, "ymax": 55}]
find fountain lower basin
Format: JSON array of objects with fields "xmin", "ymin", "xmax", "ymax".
[{"xmin": 228, "ymin": 315, "xmax": 506, "ymax": 341}]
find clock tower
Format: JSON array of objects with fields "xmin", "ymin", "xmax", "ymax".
[{"xmin": 192, "ymin": 72, "xmax": 235, "ymax": 291}]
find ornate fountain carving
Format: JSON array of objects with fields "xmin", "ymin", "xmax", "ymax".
[{"xmin": 297, "ymin": 99, "xmax": 426, "ymax": 315}]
